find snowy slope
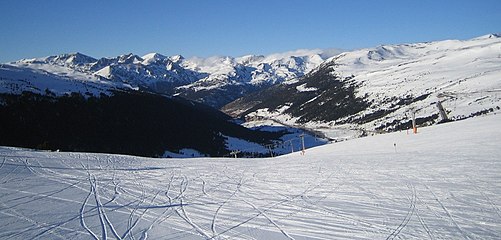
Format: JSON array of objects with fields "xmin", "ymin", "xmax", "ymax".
[
  {"xmin": 330, "ymin": 33, "xmax": 501, "ymax": 124},
  {"xmin": 226, "ymin": 34, "xmax": 501, "ymax": 140},
  {"xmin": 0, "ymin": 63, "xmax": 135, "ymax": 96},
  {"xmin": 1, "ymin": 113, "xmax": 500, "ymax": 239}
]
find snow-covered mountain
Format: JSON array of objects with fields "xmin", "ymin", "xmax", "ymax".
[
  {"xmin": 0, "ymin": 60, "xmax": 136, "ymax": 96},
  {"xmin": 3, "ymin": 34, "xmax": 500, "ymax": 142},
  {"xmin": 1, "ymin": 49, "xmax": 336, "ymax": 157},
  {"xmin": 1, "ymin": 113, "xmax": 500, "ymax": 239},
  {"xmin": 223, "ymin": 34, "xmax": 501, "ymax": 140},
  {"xmin": 2, "ymin": 49, "xmax": 341, "ymax": 107}
]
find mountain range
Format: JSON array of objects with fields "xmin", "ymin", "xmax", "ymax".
[
  {"xmin": 1, "ymin": 34, "xmax": 500, "ymax": 154},
  {"xmin": 1, "ymin": 49, "xmax": 341, "ymax": 108}
]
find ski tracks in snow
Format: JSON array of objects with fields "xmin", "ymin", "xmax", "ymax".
[
  {"xmin": 424, "ymin": 183, "xmax": 472, "ymax": 240},
  {"xmin": 239, "ymin": 196, "xmax": 295, "ymax": 240},
  {"xmin": 210, "ymin": 175, "xmax": 243, "ymax": 238},
  {"xmin": 468, "ymin": 177, "xmax": 501, "ymax": 221},
  {"xmin": 386, "ymin": 184, "xmax": 417, "ymax": 240},
  {"xmin": 0, "ymin": 156, "xmax": 5, "ymax": 169},
  {"xmin": 80, "ymin": 172, "xmax": 100, "ymax": 240},
  {"xmin": 2, "ymin": 144, "xmax": 501, "ymax": 239}
]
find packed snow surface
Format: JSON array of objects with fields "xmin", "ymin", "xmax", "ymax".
[{"xmin": 1, "ymin": 114, "xmax": 500, "ymax": 239}]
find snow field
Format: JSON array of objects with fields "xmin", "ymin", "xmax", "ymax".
[{"xmin": 0, "ymin": 114, "xmax": 500, "ymax": 239}]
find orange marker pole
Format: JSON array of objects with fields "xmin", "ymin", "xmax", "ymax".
[{"xmin": 412, "ymin": 111, "xmax": 417, "ymax": 134}]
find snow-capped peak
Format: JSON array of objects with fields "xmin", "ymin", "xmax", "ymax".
[
  {"xmin": 169, "ymin": 54, "xmax": 185, "ymax": 63},
  {"xmin": 17, "ymin": 52, "xmax": 97, "ymax": 67},
  {"xmin": 235, "ymin": 55, "xmax": 265, "ymax": 65},
  {"xmin": 118, "ymin": 53, "xmax": 143, "ymax": 64},
  {"xmin": 141, "ymin": 52, "xmax": 168, "ymax": 65},
  {"xmin": 56, "ymin": 52, "xmax": 97, "ymax": 65},
  {"xmin": 263, "ymin": 48, "xmax": 342, "ymax": 63}
]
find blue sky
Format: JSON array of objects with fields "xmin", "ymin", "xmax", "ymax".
[{"xmin": 1, "ymin": 0, "xmax": 500, "ymax": 62}]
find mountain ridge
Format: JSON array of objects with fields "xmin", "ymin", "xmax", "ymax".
[{"xmin": 4, "ymin": 49, "xmax": 342, "ymax": 107}]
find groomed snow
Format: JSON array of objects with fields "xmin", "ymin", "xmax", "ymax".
[{"xmin": 1, "ymin": 114, "xmax": 500, "ymax": 239}]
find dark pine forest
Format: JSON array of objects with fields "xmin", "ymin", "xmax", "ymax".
[{"xmin": 0, "ymin": 91, "xmax": 281, "ymax": 157}]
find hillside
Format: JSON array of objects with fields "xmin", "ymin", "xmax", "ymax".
[
  {"xmin": 1, "ymin": 113, "xmax": 500, "ymax": 239},
  {"xmin": 0, "ymin": 91, "xmax": 282, "ymax": 157},
  {"xmin": 223, "ymin": 34, "xmax": 501, "ymax": 140}
]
